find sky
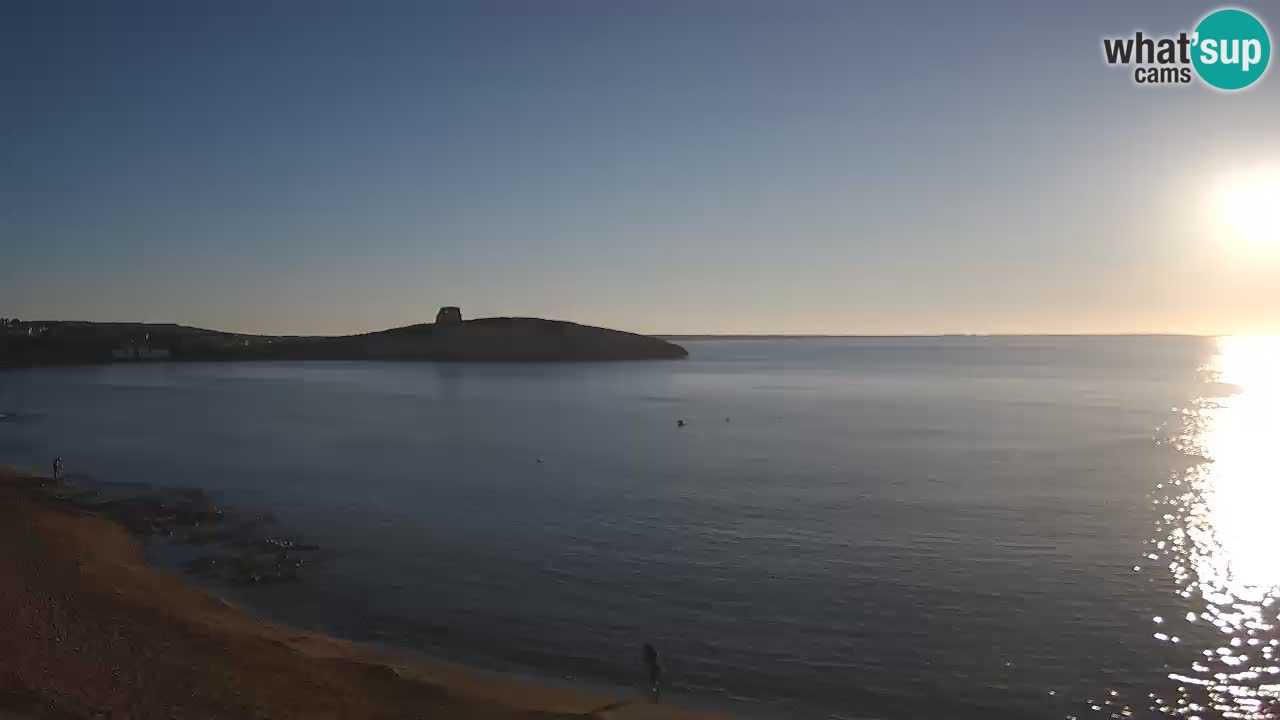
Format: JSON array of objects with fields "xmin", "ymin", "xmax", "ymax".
[{"xmin": 2, "ymin": 0, "xmax": 1279, "ymax": 336}]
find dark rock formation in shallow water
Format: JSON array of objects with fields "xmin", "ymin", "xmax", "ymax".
[{"xmin": 49, "ymin": 482, "xmax": 320, "ymax": 586}]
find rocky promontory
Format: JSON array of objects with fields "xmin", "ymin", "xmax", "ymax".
[{"xmin": 0, "ymin": 309, "xmax": 688, "ymax": 366}]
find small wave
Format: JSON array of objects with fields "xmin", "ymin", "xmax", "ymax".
[{"xmin": 0, "ymin": 411, "xmax": 48, "ymax": 424}]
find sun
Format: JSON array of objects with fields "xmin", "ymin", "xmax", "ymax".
[{"xmin": 1216, "ymin": 169, "xmax": 1280, "ymax": 250}]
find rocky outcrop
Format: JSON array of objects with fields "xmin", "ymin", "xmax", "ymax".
[
  {"xmin": 367, "ymin": 317, "xmax": 688, "ymax": 361},
  {"xmin": 1, "ymin": 317, "xmax": 688, "ymax": 365},
  {"xmin": 277, "ymin": 317, "xmax": 688, "ymax": 361}
]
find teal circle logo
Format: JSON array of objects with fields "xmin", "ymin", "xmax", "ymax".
[{"xmin": 1193, "ymin": 8, "xmax": 1271, "ymax": 90}]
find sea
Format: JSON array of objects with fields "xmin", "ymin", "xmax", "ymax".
[{"xmin": 2, "ymin": 336, "xmax": 1277, "ymax": 720}]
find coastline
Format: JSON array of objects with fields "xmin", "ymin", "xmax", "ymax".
[
  {"xmin": 0, "ymin": 317, "xmax": 689, "ymax": 367},
  {"xmin": 0, "ymin": 468, "xmax": 721, "ymax": 720}
]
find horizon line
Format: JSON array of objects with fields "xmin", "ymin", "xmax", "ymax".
[
  {"xmin": 660, "ymin": 332, "xmax": 1223, "ymax": 339},
  {"xmin": 10, "ymin": 319, "xmax": 1254, "ymax": 340}
]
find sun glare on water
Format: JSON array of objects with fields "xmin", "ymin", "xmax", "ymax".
[
  {"xmin": 1216, "ymin": 171, "xmax": 1280, "ymax": 253},
  {"xmin": 1149, "ymin": 336, "xmax": 1280, "ymax": 718},
  {"xmin": 1194, "ymin": 337, "xmax": 1280, "ymax": 596}
]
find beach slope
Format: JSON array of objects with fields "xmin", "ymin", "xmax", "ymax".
[{"xmin": 0, "ymin": 469, "xmax": 716, "ymax": 720}]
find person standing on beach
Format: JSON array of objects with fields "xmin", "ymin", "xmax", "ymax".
[
  {"xmin": 52, "ymin": 457, "xmax": 63, "ymax": 483},
  {"xmin": 642, "ymin": 643, "xmax": 662, "ymax": 701}
]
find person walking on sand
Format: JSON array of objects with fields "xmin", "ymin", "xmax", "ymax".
[
  {"xmin": 642, "ymin": 643, "xmax": 662, "ymax": 701},
  {"xmin": 52, "ymin": 457, "xmax": 63, "ymax": 483}
]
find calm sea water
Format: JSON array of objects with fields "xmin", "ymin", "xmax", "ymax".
[{"xmin": 3, "ymin": 337, "xmax": 1278, "ymax": 720}]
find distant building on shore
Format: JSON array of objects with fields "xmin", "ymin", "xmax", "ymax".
[
  {"xmin": 436, "ymin": 306, "xmax": 462, "ymax": 325},
  {"xmin": 112, "ymin": 333, "xmax": 171, "ymax": 361}
]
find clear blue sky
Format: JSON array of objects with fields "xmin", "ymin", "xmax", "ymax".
[{"xmin": 3, "ymin": 1, "xmax": 1278, "ymax": 335}]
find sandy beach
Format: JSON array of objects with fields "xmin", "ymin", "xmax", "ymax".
[{"xmin": 0, "ymin": 468, "xmax": 719, "ymax": 720}]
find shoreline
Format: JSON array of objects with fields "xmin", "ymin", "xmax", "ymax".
[
  {"xmin": 0, "ymin": 467, "xmax": 722, "ymax": 720},
  {"xmin": 0, "ymin": 317, "xmax": 689, "ymax": 367}
]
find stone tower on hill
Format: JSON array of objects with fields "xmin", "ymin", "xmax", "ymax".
[{"xmin": 436, "ymin": 306, "xmax": 462, "ymax": 325}]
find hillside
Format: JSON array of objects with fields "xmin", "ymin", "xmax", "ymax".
[{"xmin": 0, "ymin": 315, "xmax": 688, "ymax": 366}]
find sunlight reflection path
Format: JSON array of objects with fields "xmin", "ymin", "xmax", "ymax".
[{"xmin": 1152, "ymin": 336, "xmax": 1280, "ymax": 720}]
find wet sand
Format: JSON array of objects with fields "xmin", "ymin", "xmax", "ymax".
[{"xmin": 0, "ymin": 468, "xmax": 720, "ymax": 720}]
